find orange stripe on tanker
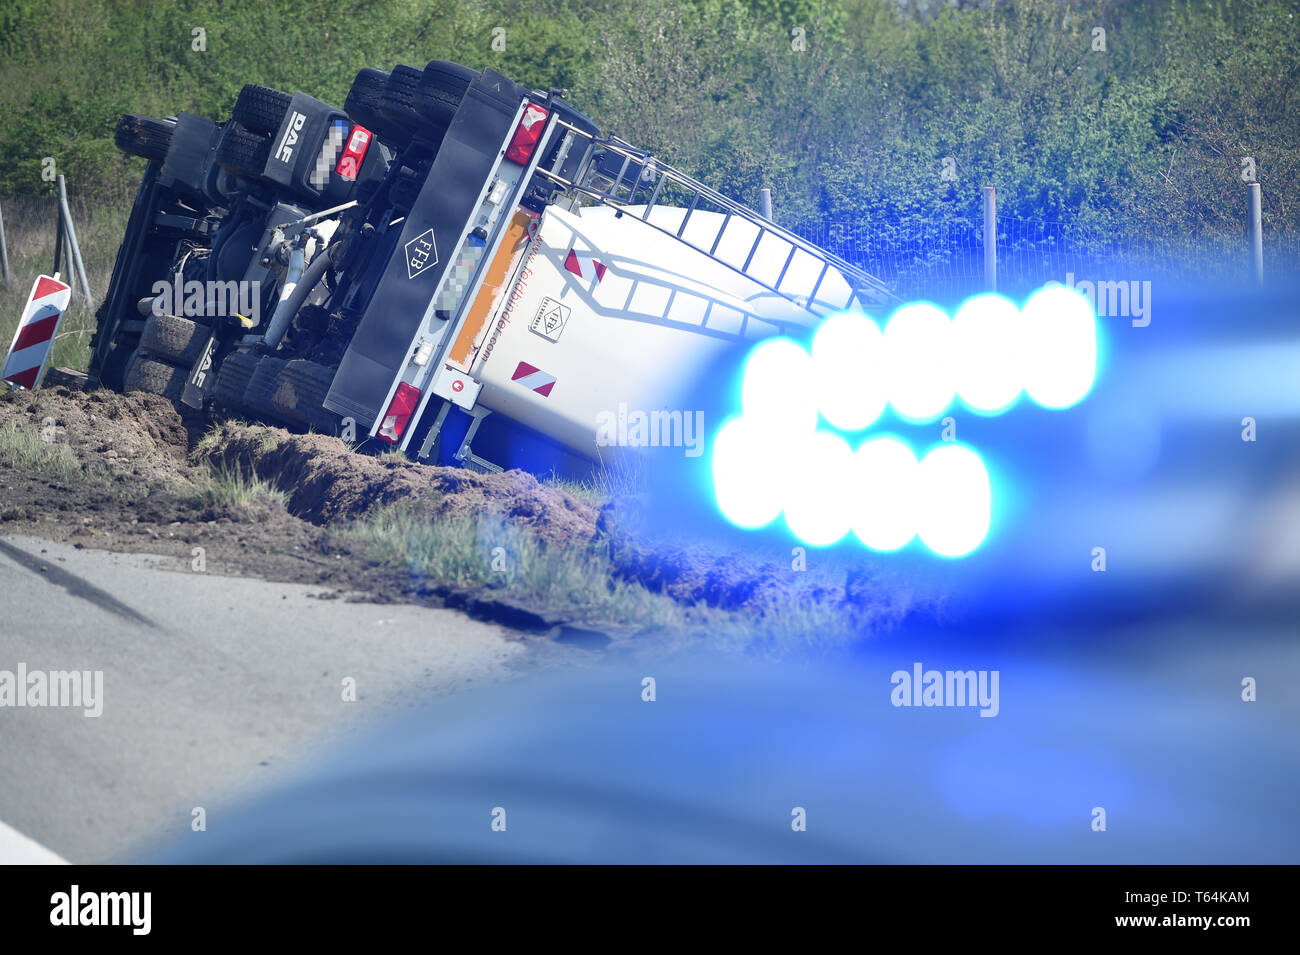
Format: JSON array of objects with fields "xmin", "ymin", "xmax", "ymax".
[{"xmin": 447, "ymin": 210, "xmax": 536, "ymax": 370}]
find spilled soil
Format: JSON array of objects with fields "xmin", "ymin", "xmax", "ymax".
[
  {"xmin": 0, "ymin": 376, "xmax": 921, "ymax": 637},
  {"xmin": 205, "ymin": 425, "xmax": 600, "ymax": 546}
]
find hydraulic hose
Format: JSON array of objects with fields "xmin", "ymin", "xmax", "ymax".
[{"xmin": 257, "ymin": 238, "xmax": 342, "ymax": 349}]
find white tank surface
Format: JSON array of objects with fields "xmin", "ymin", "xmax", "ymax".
[{"xmin": 467, "ymin": 203, "xmax": 867, "ymax": 460}]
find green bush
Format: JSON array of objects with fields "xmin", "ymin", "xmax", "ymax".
[{"xmin": 0, "ymin": 0, "xmax": 1294, "ymax": 253}]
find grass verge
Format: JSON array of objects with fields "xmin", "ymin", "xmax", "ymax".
[
  {"xmin": 0, "ymin": 419, "xmax": 82, "ymax": 480},
  {"xmin": 182, "ymin": 462, "xmax": 289, "ymax": 511},
  {"xmin": 340, "ymin": 499, "xmax": 889, "ymax": 648},
  {"xmin": 341, "ymin": 501, "xmax": 696, "ymax": 632}
]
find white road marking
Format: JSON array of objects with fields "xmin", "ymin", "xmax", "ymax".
[{"xmin": 0, "ymin": 818, "xmax": 69, "ymax": 864}]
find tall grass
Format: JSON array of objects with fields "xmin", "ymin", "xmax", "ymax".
[
  {"xmin": 544, "ymin": 453, "xmax": 646, "ymax": 506},
  {"xmin": 340, "ymin": 500, "xmax": 877, "ymax": 648},
  {"xmin": 182, "ymin": 462, "xmax": 289, "ymax": 511},
  {"xmin": 0, "ymin": 418, "xmax": 82, "ymax": 480},
  {"xmin": 342, "ymin": 502, "xmax": 694, "ymax": 629}
]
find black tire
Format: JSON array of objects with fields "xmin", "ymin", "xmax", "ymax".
[
  {"xmin": 212, "ymin": 350, "xmax": 260, "ymax": 412},
  {"xmin": 215, "ymin": 125, "xmax": 271, "ymax": 178},
  {"xmin": 232, "ymin": 84, "xmax": 292, "ymax": 135},
  {"xmin": 115, "ymin": 114, "xmax": 174, "ymax": 162},
  {"xmin": 123, "ymin": 353, "xmax": 186, "ymax": 400},
  {"xmin": 345, "ymin": 68, "xmax": 409, "ymax": 149},
  {"xmin": 138, "ymin": 313, "xmax": 209, "ymax": 367},
  {"xmin": 244, "ymin": 356, "xmax": 287, "ymax": 418},
  {"xmin": 272, "ymin": 360, "xmax": 340, "ymax": 431},
  {"xmin": 416, "ymin": 61, "xmax": 477, "ymax": 128},
  {"xmin": 96, "ymin": 336, "xmax": 137, "ymax": 393},
  {"xmin": 382, "ymin": 65, "xmax": 436, "ymax": 137}
]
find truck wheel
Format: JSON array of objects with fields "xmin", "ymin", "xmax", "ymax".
[
  {"xmin": 382, "ymin": 65, "xmax": 439, "ymax": 140},
  {"xmin": 272, "ymin": 360, "xmax": 340, "ymax": 431},
  {"xmin": 124, "ymin": 353, "xmax": 186, "ymax": 400},
  {"xmin": 115, "ymin": 114, "xmax": 174, "ymax": 162},
  {"xmin": 212, "ymin": 350, "xmax": 260, "ymax": 412},
  {"xmin": 244, "ymin": 356, "xmax": 287, "ymax": 419},
  {"xmin": 215, "ymin": 125, "xmax": 271, "ymax": 178},
  {"xmin": 232, "ymin": 84, "xmax": 292, "ymax": 135},
  {"xmin": 96, "ymin": 336, "xmax": 138, "ymax": 393},
  {"xmin": 416, "ymin": 61, "xmax": 476, "ymax": 128},
  {"xmin": 345, "ymin": 68, "xmax": 410, "ymax": 150},
  {"xmin": 138, "ymin": 313, "xmax": 209, "ymax": 367}
]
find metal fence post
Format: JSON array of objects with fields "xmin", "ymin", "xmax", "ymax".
[
  {"xmin": 983, "ymin": 186, "xmax": 997, "ymax": 291},
  {"xmin": 759, "ymin": 187, "xmax": 773, "ymax": 221},
  {"xmin": 1247, "ymin": 182, "xmax": 1263, "ymax": 286},
  {"xmin": 57, "ymin": 175, "xmax": 94, "ymax": 309},
  {"xmin": 0, "ymin": 200, "xmax": 10, "ymax": 285},
  {"xmin": 53, "ymin": 199, "xmax": 65, "ymax": 276},
  {"xmin": 63, "ymin": 218, "xmax": 75, "ymax": 281}
]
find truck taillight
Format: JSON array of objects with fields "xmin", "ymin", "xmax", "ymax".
[
  {"xmin": 335, "ymin": 125, "xmax": 372, "ymax": 181},
  {"xmin": 504, "ymin": 104, "xmax": 549, "ymax": 165},
  {"xmin": 377, "ymin": 382, "xmax": 421, "ymax": 444}
]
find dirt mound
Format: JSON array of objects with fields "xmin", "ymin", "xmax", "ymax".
[
  {"xmin": 595, "ymin": 495, "xmax": 922, "ymax": 626},
  {"xmin": 0, "ymin": 385, "xmax": 341, "ymax": 590},
  {"xmin": 202, "ymin": 423, "xmax": 600, "ymax": 547},
  {"xmin": 1, "ymin": 385, "xmax": 191, "ymax": 484},
  {"xmin": 597, "ymin": 496, "xmax": 789, "ymax": 610},
  {"xmin": 0, "ymin": 383, "xmax": 911, "ymax": 639}
]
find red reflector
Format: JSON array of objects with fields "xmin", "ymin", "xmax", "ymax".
[
  {"xmin": 377, "ymin": 382, "xmax": 421, "ymax": 444},
  {"xmin": 504, "ymin": 104, "xmax": 549, "ymax": 165},
  {"xmin": 335, "ymin": 125, "xmax": 372, "ymax": 181}
]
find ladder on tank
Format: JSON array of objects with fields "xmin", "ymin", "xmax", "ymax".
[{"xmin": 532, "ymin": 119, "xmax": 900, "ymax": 318}]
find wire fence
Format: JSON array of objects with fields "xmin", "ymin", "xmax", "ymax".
[{"xmin": 800, "ymin": 214, "xmax": 1298, "ymax": 304}]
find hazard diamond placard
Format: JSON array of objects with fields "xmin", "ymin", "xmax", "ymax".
[{"xmin": 3, "ymin": 275, "xmax": 72, "ymax": 391}]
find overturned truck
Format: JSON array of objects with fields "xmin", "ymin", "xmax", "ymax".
[{"xmin": 94, "ymin": 62, "xmax": 894, "ymax": 474}]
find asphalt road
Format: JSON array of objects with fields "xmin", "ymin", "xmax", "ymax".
[
  {"xmin": 3, "ymin": 530, "xmax": 1296, "ymax": 864},
  {"xmin": 0, "ymin": 535, "xmax": 529, "ymax": 863}
]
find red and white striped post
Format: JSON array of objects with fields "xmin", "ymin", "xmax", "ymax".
[{"xmin": 2, "ymin": 274, "xmax": 73, "ymax": 390}]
